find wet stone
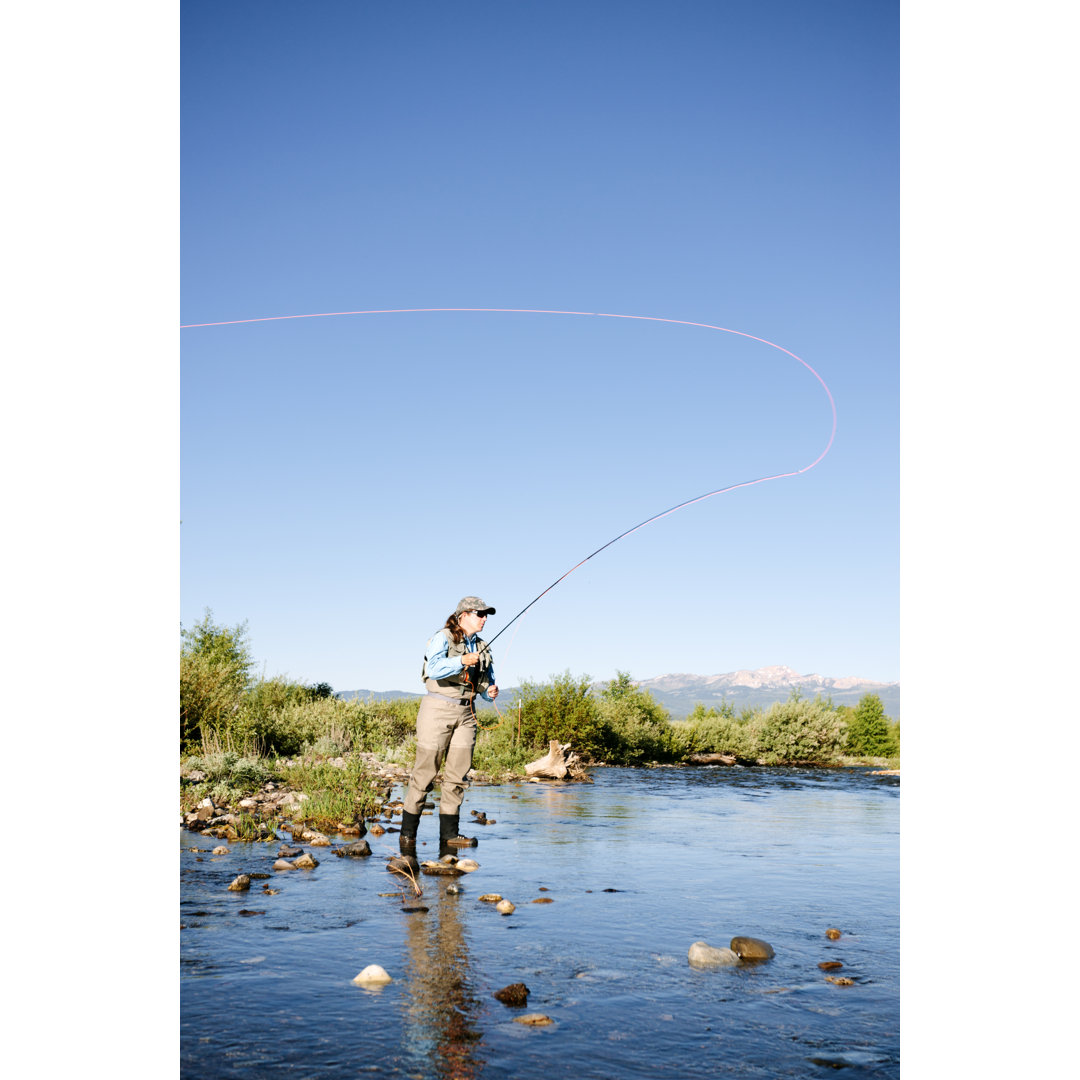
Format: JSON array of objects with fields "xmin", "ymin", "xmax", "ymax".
[
  {"xmin": 333, "ymin": 841, "xmax": 372, "ymax": 858},
  {"xmin": 494, "ymin": 983, "xmax": 530, "ymax": 1007},
  {"xmin": 688, "ymin": 941, "xmax": 740, "ymax": 966},
  {"xmin": 227, "ymin": 875, "xmax": 251, "ymax": 892},
  {"xmin": 730, "ymin": 936, "xmax": 775, "ymax": 960}
]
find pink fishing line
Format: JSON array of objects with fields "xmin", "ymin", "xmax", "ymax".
[{"xmin": 181, "ymin": 306, "xmax": 837, "ymax": 643}]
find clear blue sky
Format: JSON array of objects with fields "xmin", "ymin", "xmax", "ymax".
[{"xmin": 180, "ymin": 0, "xmax": 898, "ymax": 692}]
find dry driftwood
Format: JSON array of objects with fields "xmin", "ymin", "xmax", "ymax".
[{"xmin": 525, "ymin": 740, "xmax": 591, "ymax": 781}]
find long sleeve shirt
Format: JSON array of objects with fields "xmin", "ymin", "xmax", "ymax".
[{"xmin": 424, "ymin": 630, "xmax": 497, "ymax": 700}]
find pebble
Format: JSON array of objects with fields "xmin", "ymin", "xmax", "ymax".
[
  {"xmin": 687, "ymin": 941, "xmax": 740, "ymax": 966},
  {"xmin": 826, "ymin": 928, "xmax": 842, "ymax": 940},
  {"xmin": 227, "ymin": 875, "xmax": 251, "ymax": 892},
  {"xmin": 353, "ymin": 965, "xmax": 392, "ymax": 985},
  {"xmin": 730, "ymin": 936, "xmax": 775, "ymax": 960},
  {"xmin": 531, "ymin": 898, "xmax": 554, "ymax": 904}
]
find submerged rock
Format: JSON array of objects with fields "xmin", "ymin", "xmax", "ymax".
[
  {"xmin": 687, "ymin": 941, "xmax": 740, "ymax": 966},
  {"xmin": 513, "ymin": 1013, "xmax": 553, "ymax": 1026},
  {"xmin": 826, "ymin": 928, "xmax": 842, "ymax": 940},
  {"xmin": 494, "ymin": 983, "xmax": 530, "ymax": 1007},
  {"xmin": 819, "ymin": 961, "xmax": 844, "ymax": 971},
  {"xmin": 730, "ymin": 936, "xmax": 775, "ymax": 960}
]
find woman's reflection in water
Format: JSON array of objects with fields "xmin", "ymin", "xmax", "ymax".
[{"xmin": 401, "ymin": 878, "xmax": 485, "ymax": 1079}]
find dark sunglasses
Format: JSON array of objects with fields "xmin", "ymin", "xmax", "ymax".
[{"xmin": 468, "ymin": 610, "xmax": 489, "ymax": 617}]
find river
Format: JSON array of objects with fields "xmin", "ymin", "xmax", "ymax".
[{"xmin": 181, "ymin": 765, "xmax": 899, "ymax": 1077}]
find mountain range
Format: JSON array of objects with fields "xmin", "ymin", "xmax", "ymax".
[{"xmin": 339, "ymin": 665, "xmax": 899, "ymax": 721}]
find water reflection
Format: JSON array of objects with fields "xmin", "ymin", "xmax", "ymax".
[{"xmin": 401, "ymin": 881, "xmax": 485, "ymax": 1079}]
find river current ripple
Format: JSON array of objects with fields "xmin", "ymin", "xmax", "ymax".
[{"xmin": 181, "ymin": 766, "xmax": 899, "ymax": 1078}]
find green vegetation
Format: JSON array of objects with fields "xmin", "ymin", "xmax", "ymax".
[{"xmin": 180, "ymin": 615, "xmax": 899, "ymax": 814}]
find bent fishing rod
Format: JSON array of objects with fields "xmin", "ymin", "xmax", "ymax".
[{"xmin": 182, "ymin": 306, "xmax": 837, "ymax": 646}]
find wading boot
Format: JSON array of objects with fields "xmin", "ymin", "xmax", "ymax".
[
  {"xmin": 439, "ymin": 813, "xmax": 478, "ymax": 855},
  {"xmin": 399, "ymin": 810, "xmax": 420, "ymax": 854}
]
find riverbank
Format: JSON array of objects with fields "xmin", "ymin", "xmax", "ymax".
[{"xmin": 180, "ymin": 746, "xmax": 897, "ymax": 843}]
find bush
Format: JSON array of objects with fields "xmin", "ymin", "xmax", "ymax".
[
  {"xmin": 756, "ymin": 694, "xmax": 847, "ymax": 764},
  {"xmin": 682, "ymin": 703, "xmax": 760, "ymax": 760},
  {"xmin": 594, "ymin": 672, "xmax": 678, "ymax": 764},
  {"xmin": 180, "ymin": 611, "xmax": 253, "ymax": 749},
  {"xmin": 513, "ymin": 671, "xmax": 609, "ymax": 760}
]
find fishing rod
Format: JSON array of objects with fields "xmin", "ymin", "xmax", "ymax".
[{"xmin": 182, "ymin": 306, "xmax": 837, "ymax": 651}]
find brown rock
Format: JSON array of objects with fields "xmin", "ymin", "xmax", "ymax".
[
  {"xmin": 818, "ymin": 961, "xmax": 844, "ymax": 971},
  {"xmin": 494, "ymin": 983, "xmax": 530, "ymax": 1007},
  {"xmin": 826, "ymin": 928, "xmax": 842, "ymax": 940},
  {"xmin": 227, "ymin": 874, "xmax": 251, "ymax": 892},
  {"xmin": 293, "ymin": 853, "xmax": 319, "ymax": 869},
  {"xmin": 730, "ymin": 936, "xmax": 775, "ymax": 960}
]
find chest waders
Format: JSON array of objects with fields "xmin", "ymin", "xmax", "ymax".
[{"xmin": 401, "ymin": 632, "xmax": 491, "ymax": 853}]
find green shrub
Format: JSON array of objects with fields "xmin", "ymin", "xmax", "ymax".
[
  {"xmin": 512, "ymin": 671, "xmax": 609, "ymax": 760},
  {"xmin": 594, "ymin": 672, "xmax": 677, "ymax": 764},
  {"xmin": 180, "ymin": 610, "xmax": 253, "ymax": 750},
  {"xmin": 683, "ymin": 703, "xmax": 761, "ymax": 760},
  {"xmin": 756, "ymin": 694, "xmax": 847, "ymax": 764}
]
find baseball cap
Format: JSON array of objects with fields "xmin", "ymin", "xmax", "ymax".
[{"xmin": 455, "ymin": 596, "xmax": 496, "ymax": 616}]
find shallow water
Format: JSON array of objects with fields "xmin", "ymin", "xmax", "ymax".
[{"xmin": 181, "ymin": 766, "xmax": 899, "ymax": 1078}]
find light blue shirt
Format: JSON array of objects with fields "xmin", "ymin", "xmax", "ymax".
[{"xmin": 425, "ymin": 629, "xmax": 496, "ymax": 700}]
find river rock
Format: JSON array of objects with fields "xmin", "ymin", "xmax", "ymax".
[
  {"xmin": 494, "ymin": 983, "xmax": 529, "ymax": 1006},
  {"xmin": 353, "ymin": 965, "xmax": 392, "ymax": 985},
  {"xmin": 819, "ymin": 961, "xmax": 844, "ymax": 971},
  {"xmin": 730, "ymin": 936, "xmax": 775, "ymax": 960},
  {"xmin": 227, "ymin": 874, "xmax": 251, "ymax": 892},
  {"xmin": 278, "ymin": 845, "xmax": 303, "ymax": 858},
  {"xmin": 688, "ymin": 941, "xmax": 740, "ymax": 966},
  {"xmin": 454, "ymin": 858, "xmax": 480, "ymax": 873},
  {"xmin": 825, "ymin": 975, "xmax": 855, "ymax": 986},
  {"xmin": 369, "ymin": 823, "xmax": 386, "ymax": 837},
  {"xmin": 478, "ymin": 894, "xmax": 502, "ymax": 902},
  {"xmin": 513, "ymin": 1013, "xmax": 553, "ymax": 1026},
  {"xmin": 496, "ymin": 900, "xmax": 516, "ymax": 915},
  {"xmin": 387, "ymin": 855, "xmax": 420, "ymax": 875},
  {"xmin": 421, "ymin": 860, "xmax": 464, "ymax": 877},
  {"xmin": 293, "ymin": 853, "xmax": 319, "ymax": 869},
  {"xmin": 333, "ymin": 841, "xmax": 372, "ymax": 858},
  {"xmin": 826, "ymin": 928, "xmax": 842, "ymax": 940},
  {"xmin": 212, "ymin": 846, "xmax": 229, "ymax": 855},
  {"xmin": 273, "ymin": 859, "xmax": 296, "ymax": 871}
]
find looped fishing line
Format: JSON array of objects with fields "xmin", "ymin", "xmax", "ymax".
[{"xmin": 182, "ymin": 306, "xmax": 837, "ymax": 673}]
